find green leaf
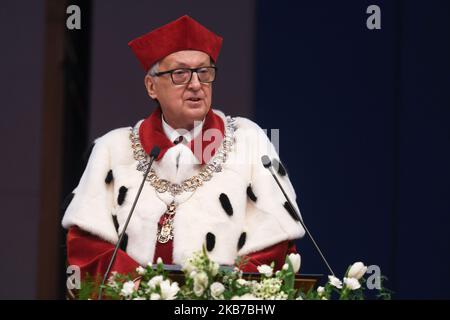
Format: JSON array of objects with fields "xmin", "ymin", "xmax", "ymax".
[{"xmin": 281, "ymin": 256, "xmax": 295, "ymax": 299}]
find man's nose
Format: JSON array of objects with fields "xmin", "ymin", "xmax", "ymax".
[{"xmin": 187, "ymin": 72, "xmax": 201, "ymax": 90}]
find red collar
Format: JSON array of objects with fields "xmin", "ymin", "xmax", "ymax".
[{"xmin": 139, "ymin": 107, "xmax": 225, "ymax": 164}]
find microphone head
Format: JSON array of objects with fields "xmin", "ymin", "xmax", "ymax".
[
  {"xmin": 150, "ymin": 146, "xmax": 161, "ymax": 159},
  {"xmin": 261, "ymin": 155, "xmax": 272, "ymax": 168}
]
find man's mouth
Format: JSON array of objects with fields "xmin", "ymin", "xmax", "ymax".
[{"xmin": 187, "ymin": 97, "xmax": 202, "ymax": 102}]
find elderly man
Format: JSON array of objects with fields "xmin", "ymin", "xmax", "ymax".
[{"xmin": 62, "ymin": 15, "xmax": 304, "ymax": 280}]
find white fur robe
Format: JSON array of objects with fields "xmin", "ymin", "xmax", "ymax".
[{"xmin": 62, "ymin": 110, "xmax": 305, "ymax": 266}]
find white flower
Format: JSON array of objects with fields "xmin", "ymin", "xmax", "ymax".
[
  {"xmin": 288, "ymin": 253, "xmax": 301, "ymax": 273},
  {"xmin": 193, "ymin": 271, "xmax": 209, "ymax": 297},
  {"xmin": 231, "ymin": 293, "xmax": 260, "ymax": 300},
  {"xmin": 328, "ymin": 275, "xmax": 343, "ymax": 289},
  {"xmin": 107, "ymin": 271, "xmax": 119, "ymax": 288},
  {"xmin": 182, "ymin": 260, "xmax": 196, "ymax": 274},
  {"xmin": 210, "ymin": 261, "xmax": 220, "ymax": 276},
  {"xmin": 322, "ymin": 296, "xmax": 328, "ymax": 300},
  {"xmin": 159, "ymin": 280, "xmax": 179, "ymax": 300},
  {"xmin": 194, "ymin": 283, "xmax": 205, "ymax": 297},
  {"xmin": 257, "ymin": 264, "xmax": 273, "ymax": 277},
  {"xmin": 147, "ymin": 275, "xmax": 164, "ymax": 289},
  {"xmin": 120, "ymin": 281, "xmax": 135, "ymax": 297},
  {"xmin": 251, "ymin": 278, "xmax": 283, "ymax": 299},
  {"xmin": 236, "ymin": 278, "xmax": 248, "ymax": 286},
  {"xmin": 136, "ymin": 266, "xmax": 146, "ymax": 275},
  {"xmin": 133, "ymin": 297, "xmax": 145, "ymax": 300},
  {"xmin": 156, "ymin": 257, "xmax": 163, "ymax": 265},
  {"xmin": 344, "ymin": 277, "xmax": 361, "ymax": 290},
  {"xmin": 317, "ymin": 286, "xmax": 325, "ymax": 295},
  {"xmin": 193, "ymin": 271, "xmax": 209, "ymax": 287},
  {"xmin": 347, "ymin": 262, "xmax": 367, "ymax": 280},
  {"xmin": 150, "ymin": 293, "xmax": 160, "ymax": 300},
  {"xmin": 210, "ymin": 282, "xmax": 225, "ymax": 299},
  {"xmin": 296, "ymin": 295, "xmax": 303, "ymax": 300},
  {"xmin": 282, "ymin": 263, "xmax": 289, "ymax": 271}
]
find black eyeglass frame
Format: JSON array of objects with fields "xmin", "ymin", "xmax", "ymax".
[{"xmin": 153, "ymin": 66, "xmax": 218, "ymax": 85}]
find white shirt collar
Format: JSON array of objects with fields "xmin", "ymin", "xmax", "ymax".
[{"xmin": 161, "ymin": 114, "xmax": 204, "ymax": 144}]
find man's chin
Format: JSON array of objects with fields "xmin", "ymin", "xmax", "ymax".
[{"xmin": 184, "ymin": 104, "xmax": 209, "ymax": 119}]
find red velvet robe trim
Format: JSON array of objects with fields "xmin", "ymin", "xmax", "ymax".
[
  {"xmin": 66, "ymin": 226, "xmax": 139, "ymax": 280},
  {"xmin": 138, "ymin": 107, "xmax": 225, "ymax": 164},
  {"xmin": 66, "ymin": 226, "xmax": 298, "ymax": 279}
]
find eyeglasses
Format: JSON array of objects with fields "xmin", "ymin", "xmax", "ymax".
[{"xmin": 153, "ymin": 66, "xmax": 217, "ymax": 85}]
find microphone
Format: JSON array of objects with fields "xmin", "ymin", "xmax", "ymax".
[
  {"xmin": 261, "ymin": 155, "xmax": 335, "ymax": 276},
  {"xmin": 98, "ymin": 146, "xmax": 161, "ymax": 299}
]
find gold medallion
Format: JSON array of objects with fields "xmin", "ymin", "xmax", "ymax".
[{"xmin": 157, "ymin": 201, "xmax": 176, "ymax": 243}]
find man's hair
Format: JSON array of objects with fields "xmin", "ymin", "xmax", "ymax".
[{"xmin": 148, "ymin": 62, "xmax": 159, "ymax": 77}]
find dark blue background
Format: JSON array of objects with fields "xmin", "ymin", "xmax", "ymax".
[{"xmin": 255, "ymin": 0, "xmax": 450, "ymax": 299}]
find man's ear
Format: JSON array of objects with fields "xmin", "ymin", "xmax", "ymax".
[{"xmin": 144, "ymin": 75, "xmax": 158, "ymax": 99}]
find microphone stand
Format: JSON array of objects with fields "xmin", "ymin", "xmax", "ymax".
[
  {"xmin": 97, "ymin": 146, "xmax": 160, "ymax": 299},
  {"xmin": 261, "ymin": 155, "xmax": 335, "ymax": 276}
]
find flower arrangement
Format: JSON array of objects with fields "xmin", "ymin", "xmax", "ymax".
[{"xmin": 77, "ymin": 247, "xmax": 391, "ymax": 300}]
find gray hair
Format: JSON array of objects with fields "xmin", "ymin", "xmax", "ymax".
[{"xmin": 147, "ymin": 62, "xmax": 159, "ymax": 77}]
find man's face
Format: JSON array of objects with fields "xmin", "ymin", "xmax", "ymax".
[{"xmin": 145, "ymin": 50, "xmax": 213, "ymax": 130}]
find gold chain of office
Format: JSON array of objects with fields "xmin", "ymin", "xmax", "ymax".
[
  {"xmin": 129, "ymin": 116, "xmax": 236, "ymax": 243},
  {"xmin": 129, "ymin": 116, "xmax": 236, "ymax": 196}
]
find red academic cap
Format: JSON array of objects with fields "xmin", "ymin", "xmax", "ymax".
[{"xmin": 128, "ymin": 15, "xmax": 223, "ymax": 72}]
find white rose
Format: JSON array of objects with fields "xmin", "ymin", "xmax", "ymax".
[
  {"xmin": 160, "ymin": 280, "xmax": 179, "ymax": 300},
  {"xmin": 317, "ymin": 286, "xmax": 325, "ymax": 295},
  {"xmin": 236, "ymin": 278, "xmax": 248, "ymax": 286},
  {"xmin": 182, "ymin": 260, "xmax": 196, "ymax": 274},
  {"xmin": 194, "ymin": 271, "xmax": 209, "ymax": 287},
  {"xmin": 328, "ymin": 275, "xmax": 343, "ymax": 289},
  {"xmin": 257, "ymin": 264, "xmax": 273, "ymax": 277},
  {"xmin": 136, "ymin": 266, "xmax": 146, "ymax": 275},
  {"xmin": 147, "ymin": 275, "xmax": 164, "ymax": 289},
  {"xmin": 211, "ymin": 262, "xmax": 220, "ymax": 276},
  {"xmin": 120, "ymin": 281, "xmax": 135, "ymax": 297},
  {"xmin": 347, "ymin": 262, "xmax": 367, "ymax": 280},
  {"xmin": 344, "ymin": 277, "xmax": 361, "ymax": 290},
  {"xmin": 150, "ymin": 293, "xmax": 160, "ymax": 300},
  {"xmin": 193, "ymin": 283, "xmax": 205, "ymax": 297},
  {"xmin": 288, "ymin": 253, "xmax": 301, "ymax": 273},
  {"xmin": 210, "ymin": 282, "xmax": 225, "ymax": 299},
  {"xmin": 193, "ymin": 271, "xmax": 209, "ymax": 297}
]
